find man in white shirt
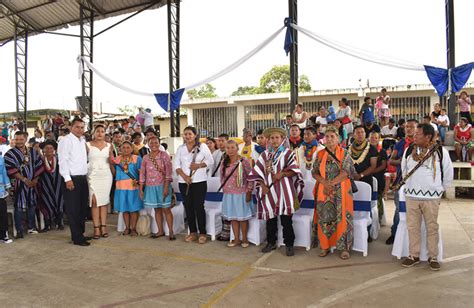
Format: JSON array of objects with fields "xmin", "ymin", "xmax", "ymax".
[
  {"xmin": 400, "ymin": 123, "xmax": 453, "ymax": 271},
  {"xmin": 315, "ymin": 106, "xmax": 328, "ymax": 133},
  {"xmin": 58, "ymin": 118, "xmax": 91, "ymax": 246},
  {"xmin": 381, "ymin": 118, "xmax": 398, "ymax": 139},
  {"xmin": 128, "ymin": 116, "xmax": 140, "ymax": 130},
  {"xmin": 139, "ymin": 108, "xmax": 154, "ymax": 130}
]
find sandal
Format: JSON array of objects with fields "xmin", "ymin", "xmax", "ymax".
[
  {"xmin": 198, "ymin": 235, "xmax": 207, "ymax": 244},
  {"xmin": 123, "ymin": 228, "xmax": 130, "ymax": 236},
  {"xmin": 130, "ymin": 229, "xmax": 138, "ymax": 237},
  {"xmin": 340, "ymin": 250, "xmax": 350, "ymax": 260},
  {"xmin": 93, "ymin": 226, "xmax": 101, "ymax": 240},
  {"xmin": 319, "ymin": 249, "xmax": 330, "ymax": 257},
  {"xmin": 227, "ymin": 240, "xmax": 241, "ymax": 247},
  {"xmin": 100, "ymin": 225, "xmax": 109, "ymax": 238},
  {"xmin": 241, "ymin": 242, "xmax": 250, "ymax": 248},
  {"xmin": 169, "ymin": 234, "xmax": 176, "ymax": 241},
  {"xmin": 185, "ymin": 233, "xmax": 197, "ymax": 242},
  {"xmin": 151, "ymin": 233, "xmax": 165, "ymax": 239}
]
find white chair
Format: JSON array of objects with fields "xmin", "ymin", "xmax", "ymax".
[
  {"xmin": 277, "ymin": 179, "xmax": 315, "ymax": 251},
  {"xmin": 230, "ymin": 201, "xmax": 266, "ymax": 246},
  {"xmin": 352, "ymin": 181, "xmax": 372, "ymax": 257},
  {"xmin": 391, "ymin": 187, "xmax": 444, "ymax": 261},
  {"xmin": 203, "ymin": 177, "xmax": 223, "ymax": 241},
  {"xmin": 117, "ymin": 180, "xmax": 186, "ymax": 235},
  {"xmin": 370, "ymin": 177, "xmax": 380, "ymax": 240}
]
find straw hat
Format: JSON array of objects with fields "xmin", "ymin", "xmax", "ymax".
[{"xmin": 263, "ymin": 127, "xmax": 287, "ymax": 139}]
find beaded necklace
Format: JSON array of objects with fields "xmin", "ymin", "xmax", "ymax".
[
  {"xmin": 349, "ymin": 140, "xmax": 370, "ymax": 165},
  {"xmin": 149, "ymin": 152, "xmax": 164, "ymax": 175}
]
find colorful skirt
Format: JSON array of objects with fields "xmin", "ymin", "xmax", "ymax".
[
  {"xmin": 143, "ymin": 184, "xmax": 172, "ymax": 209},
  {"xmin": 222, "ymin": 193, "xmax": 254, "ymax": 221},
  {"xmin": 114, "ymin": 189, "xmax": 143, "ymax": 213}
]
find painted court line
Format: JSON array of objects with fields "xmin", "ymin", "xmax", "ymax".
[
  {"xmin": 99, "ymin": 260, "xmax": 395, "ymax": 307},
  {"xmin": 201, "ymin": 251, "xmax": 275, "ymax": 308},
  {"xmin": 40, "ymin": 234, "xmax": 247, "ymax": 268},
  {"xmin": 308, "ymin": 253, "xmax": 474, "ymax": 308},
  {"xmin": 362, "ymin": 268, "xmax": 473, "ymax": 297}
]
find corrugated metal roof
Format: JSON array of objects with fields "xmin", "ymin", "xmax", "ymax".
[{"xmin": 0, "ymin": 0, "xmax": 167, "ymax": 44}]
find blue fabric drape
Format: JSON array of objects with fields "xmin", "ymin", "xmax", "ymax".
[
  {"xmin": 154, "ymin": 93, "xmax": 169, "ymax": 112},
  {"xmin": 452, "ymin": 62, "xmax": 474, "ymax": 93},
  {"xmin": 154, "ymin": 88, "xmax": 185, "ymax": 112},
  {"xmin": 170, "ymin": 88, "xmax": 185, "ymax": 111},
  {"xmin": 424, "ymin": 62, "xmax": 474, "ymax": 96},
  {"xmin": 284, "ymin": 17, "xmax": 293, "ymax": 56},
  {"xmin": 424, "ymin": 65, "xmax": 449, "ymax": 96}
]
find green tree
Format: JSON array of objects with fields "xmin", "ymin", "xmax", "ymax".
[
  {"xmin": 117, "ymin": 105, "xmax": 138, "ymax": 115},
  {"xmin": 231, "ymin": 86, "xmax": 263, "ymax": 96},
  {"xmin": 186, "ymin": 83, "xmax": 218, "ymax": 100},
  {"xmin": 231, "ymin": 65, "xmax": 311, "ymax": 96}
]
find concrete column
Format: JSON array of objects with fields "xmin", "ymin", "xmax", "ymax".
[
  {"xmin": 186, "ymin": 108, "xmax": 193, "ymax": 126},
  {"xmin": 430, "ymin": 94, "xmax": 440, "ymax": 111},
  {"xmin": 236, "ymin": 104, "xmax": 245, "ymax": 136}
]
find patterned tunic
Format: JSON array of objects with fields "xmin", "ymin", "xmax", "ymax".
[
  {"xmin": 248, "ymin": 148, "xmax": 304, "ymax": 220},
  {"xmin": 4, "ymin": 147, "xmax": 44, "ymax": 210},
  {"xmin": 313, "ymin": 147, "xmax": 354, "ymax": 251}
]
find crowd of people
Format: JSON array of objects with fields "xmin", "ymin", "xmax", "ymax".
[{"xmin": 0, "ymin": 89, "xmax": 469, "ymax": 272}]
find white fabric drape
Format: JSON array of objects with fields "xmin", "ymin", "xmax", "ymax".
[
  {"xmin": 291, "ymin": 23, "xmax": 425, "ymax": 71},
  {"xmin": 76, "ymin": 26, "xmax": 285, "ymax": 98},
  {"xmin": 183, "ymin": 26, "xmax": 285, "ymax": 89}
]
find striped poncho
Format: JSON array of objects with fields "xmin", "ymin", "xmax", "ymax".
[
  {"xmin": 248, "ymin": 148, "xmax": 304, "ymax": 220},
  {"xmin": 4, "ymin": 147, "xmax": 44, "ymax": 210}
]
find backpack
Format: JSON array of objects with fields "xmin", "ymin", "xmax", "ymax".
[{"xmin": 404, "ymin": 143, "xmax": 444, "ymax": 183}]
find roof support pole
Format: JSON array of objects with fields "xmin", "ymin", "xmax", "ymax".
[
  {"xmin": 79, "ymin": 4, "xmax": 94, "ymax": 131},
  {"xmin": 167, "ymin": 0, "xmax": 180, "ymax": 137},
  {"xmin": 445, "ymin": 0, "xmax": 456, "ymax": 129},
  {"xmin": 14, "ymin": 24, "xmax": 28, "ymax": 125},
  {"xmin": 288, "ymin": 0, "xmax": 298, "ymax": 114}
]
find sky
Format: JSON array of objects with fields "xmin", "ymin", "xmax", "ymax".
[{"xmin": 0, "ymin": 0, "xmax": 472, "ymax": 115}]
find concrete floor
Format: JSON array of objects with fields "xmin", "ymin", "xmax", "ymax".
[{"xmin": 0, "ymin": 199, "xmax": 473, "ymax": 308}]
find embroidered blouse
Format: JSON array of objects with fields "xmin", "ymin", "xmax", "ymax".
[
  {"xmin": 221, "ymin": 158, "xmax": 253, "ymax": 194},
  {"xmin": 139, "ymin": 151, "xmax": 172, "ymax": 186}
]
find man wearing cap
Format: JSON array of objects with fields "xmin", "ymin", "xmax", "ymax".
[
  {"xmin": 139, "ymin": 107, "xmax": 154, "ymax": 130},
  {"xmin": 249, "ymin": 127, "xmax": 304, "ymax": 256},
  {"xmin": 238, "ymin": 128, "xmax": 259, "ymax": 164}
]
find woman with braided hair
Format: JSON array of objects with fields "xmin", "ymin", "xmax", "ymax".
[{"xmin": 139, "ymin": 136, "xmax": 175, "ymax": 240}]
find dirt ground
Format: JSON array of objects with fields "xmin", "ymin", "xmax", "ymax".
[{"xmin": 0, "ymin": 199, "xmax": 473, "ymax": 308}]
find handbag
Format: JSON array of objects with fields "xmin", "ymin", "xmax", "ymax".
[
  {"xmin": 341, "ymin": 116, "xmax": 352, "ymax": 125},
  {"xmin": 136, "ymin": 215, "xmax": 151, "ymax": 236}
]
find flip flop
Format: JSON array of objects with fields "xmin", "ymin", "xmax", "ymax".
[
  {"xmin": 319, "ymin": 249, "xmax": 330, "ymax": 257},
  {"xmin": 340, "ymin": 251, "xmax": 350, "ymax": 260}
]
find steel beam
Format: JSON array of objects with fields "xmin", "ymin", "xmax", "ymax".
[
  {"xmin": 167, "ymin": 0, "xmax": 180, "ymax": 137},
  {"xmin": 445, "ymin": 0, "xmax": 455, "ymax": 129},
  {"xmin": 80, "ymin": 4, "xmax": 94, "ymax": 130},
  {"xmin": 14, "ymin": 25, "xmax": 28, "ymax": 124},
  {"xmin": 288, "ymin": 0, "xmax": 298, "ymax": 114}
]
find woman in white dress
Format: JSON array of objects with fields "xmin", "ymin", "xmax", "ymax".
[{"xmin": 87, "ymin": 125, "xmax": 113, "ymax": 239}]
